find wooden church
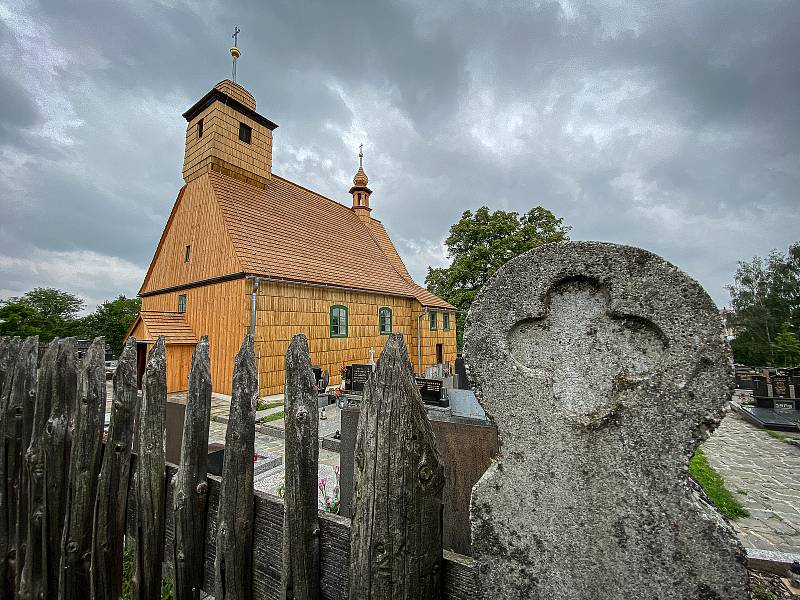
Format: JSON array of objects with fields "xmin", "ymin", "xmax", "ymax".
[{"xmin": 128, "ymin": 77, "xmax": 456, "ymax": 395}]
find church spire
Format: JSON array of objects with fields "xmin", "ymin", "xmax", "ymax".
[{"xmin": 350, "ymin": 144, "xmax": 372, "ymax": 221}]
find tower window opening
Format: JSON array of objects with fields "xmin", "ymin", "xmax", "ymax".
[
  {"xmin": 197, "ymin": 119, "xmax": 203, "ymax": 138},
  {"xmin": 184, "ymin": 244, "xmax": 191, "ymax": 262},
  {"xmin": 239, "ymin": 122, "xmax": 252, "ymax": 144}
]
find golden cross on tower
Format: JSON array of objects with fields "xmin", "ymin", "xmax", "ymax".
[
  {"xmin": 358, "ymin": 144, "xmax": 364, "ymax": 168},
  {"xmin": 230, "ymin": 26, "xmax": 241, "ymax": 82}
]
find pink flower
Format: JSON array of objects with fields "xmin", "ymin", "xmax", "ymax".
[
  {"xmin": 333, "ymin": 486, "xmax": 340, "ymax": 494},
  {"xmin": 318, "ymin": 478, "xmax": 327, "ymax": 490},
  {"xmin": 333, "ymin": 465, "xmax": 340, "ymax": 475}
]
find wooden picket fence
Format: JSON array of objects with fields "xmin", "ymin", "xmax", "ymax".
[{"xmin": 0, "ymin": 332, "xmax": 476, "ymax": 600}]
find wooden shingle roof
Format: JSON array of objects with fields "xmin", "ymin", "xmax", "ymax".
[
  {"xmin": 208, "ymin": 171, "xmax": 455, "ymax": 309},
  {"xmin": 136, "ymin": 311, "xmax": 197, "ymax": 344}
]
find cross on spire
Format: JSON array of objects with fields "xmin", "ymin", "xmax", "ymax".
[
  {"xmin": 230, "ymin": 26, "xmax": 241, "ymax": 82},
  {"xmin": 359, "ymin": 143, "xmax": 363, "ymax": 168}
]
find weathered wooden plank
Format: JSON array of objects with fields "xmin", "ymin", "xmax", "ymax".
[
  {"xmin": 132, "ymin": 337, "xmax": 168, "ymax": 600},
  {"xmin": 12, "ymin": 338, "xmax": 39, "ymax": 596},
  {"xmin": 215, "ymin": 335, "xmax": 257, "ymax": 600},
  {"xmin": 0, "ymin": 336, "xmax": 22, "ymax": 600},
  {"xmin": 281, "ymin": 333, "xmax": 320, "ymax": 600},
  {"xmin": 126, "ymin": 462, "xmax": 477, "ymax": 600},
  {"xmin": 18, "ymin": 339, "xmax": 58, "ymax": 600},
  {"xmin": 58, "ymin": 337, "xmax": 105, "ymax": 600},
  {"xmin": 349, "ymin": 334, "xmax": 445, "ymax": 600},
  {"xmin": 44, "ymin": 337, "xmax": 76, "ymax": 594},
  {"xmin": 92, "ymin": 336, "xmax": 139, "ymax": 600},
  {"xmin": 173, "ymin": 336, "xmax": 212, "ymax": 600}
]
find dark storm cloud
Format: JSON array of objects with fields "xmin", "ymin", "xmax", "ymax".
[{"xmin": 0, "ymin": 0, "xmax": 798, "ymax": 310}]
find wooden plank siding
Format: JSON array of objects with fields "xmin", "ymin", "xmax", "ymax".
[
  {"xmin": 139, "ymin": 279, "xmax": 248, "ymax": 394},
  {"xmin": 140, "ymin": 175, "xmax": 242, "ymax": 294},
  {"xmin": 128, "ymin": 320, "xmax": 196, "ymax": 393},
  {"xmin": 253, "ymin": 281, "xmax": 457, "ymax": 396},
  {"xmin": 139, "ymin": 278, "xmax": 456, "ymax": 396},
  {"xmin": 414, "ymin": 306, "xmax": 459, "ymax": 376}
]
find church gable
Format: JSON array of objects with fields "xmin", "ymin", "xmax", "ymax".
[{"xmin": 139, "ymin": 174, "xmax": 242, "ymax": 294}]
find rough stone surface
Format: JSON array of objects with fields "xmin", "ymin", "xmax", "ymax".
[{"xmin": 465, "ymin": 241, "xmax": 750, "ymax": 600}]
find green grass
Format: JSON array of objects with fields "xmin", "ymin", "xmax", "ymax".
[
  {"xmin": 122, "ymin": 544, "xmax": 174, "ymax": 600},
  {"xmin": 752, "ymin": 584, "xmax": 780, "ymax": 600},
  {"xmin": 689, "ymin": 448, "xmax": 750, "ymax": 520},
  {"xmin": 256, "ymin": 399, "xmax": 283, "ymax": 411},
  {"xmin": 257, "ymin": 410, "xmax": 284, "ymax": 424},
  {"xmin": 766, "ymin": 430, "xmax": 800, "ymax": 444}
]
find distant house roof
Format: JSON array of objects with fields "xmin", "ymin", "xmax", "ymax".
[
  {"xmin": 146, "ymin": 171, "xmax": 454, "ymax": 309},
  {"xmin": 127, "ymin": 311, "xmax": 197, "ymax": 344}
]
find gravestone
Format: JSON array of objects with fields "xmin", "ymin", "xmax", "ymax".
[
  {"xmin": 415, "ymin": 377, "xmax": 446, "ymax": 407},
  {"xmin": 349, "ymin": 364, "xmax": 372, "ymax": 393},
  {"xmin": 772, "ymin": 375, "xmax": 791, "ymax": 398},
  {"xmin": 465, "ymin": 241, "xmax": 749, "ymax": 600}
]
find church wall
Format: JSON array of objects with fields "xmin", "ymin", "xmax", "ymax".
[
  {"xmin": 253, "ymin": 280, "xmax": 421, "ymax": 396},
  {"xmin": 140, "ymin": 278, "xmax": 249, "ymax": 395},
  {"xmin": 412, "ymin": 306, "xmax": 459, "ymax": 377},
  {"xmin": 140, "ymin": 175, "xmax": 242, "ymax": 294}
]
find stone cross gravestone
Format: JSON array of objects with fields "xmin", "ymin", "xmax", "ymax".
[{"xmin": 465, "ymin": 241, "xmax": 749, "ymax": 600}]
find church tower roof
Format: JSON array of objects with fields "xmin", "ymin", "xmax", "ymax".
[{"xmin": 350, "ymin": 144, "xmax": 373, "ymax": 221}]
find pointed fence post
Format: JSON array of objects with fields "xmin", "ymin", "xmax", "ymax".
[
  {"xmin": 349, "ymin": 334, "xmax": 445, "ymax": 600},
  {"xmin": 45, "ymin": 337, "xmax": 75, "ymax": 594},
  {"xmin": 173, "ymin": 337, "xmax": 211, "ymax": 600},
  {"xmin": 92, "ymin": 337, "xmax": 139, "ymax": 600},
  {"xmin": 132, "ymin": 337, "xmax": 168, "ymax": 600},
  {"xmin": 215, "ymin": 335, "xmax": 257, "ymax": 600},
  {"xmin": 58, "ymin": 337, "xmax": 105, "ymax": 600},
  {"xmin": 12, "ymin": 338, "xmax": 38, "ymax": 596},
  {"xmin": 0, "ymin": 336, "xmax": 24, "ymax": 600},
  {"xmin": 19, "ymin": 339, "xmax": 59, "ymax": 600},
  {"xmin": 281, "ymin": 333, "xmax": 319, "ymax": 600},
  {"xmin": 0, "ymin": 336, "xmax": 22, "ymax": 600}
]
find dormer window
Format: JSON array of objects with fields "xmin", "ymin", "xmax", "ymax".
[
  {"xmin": 197, "ymin": 118, "xmax": 203, "ymax": 138},
  {"xmin": 239, "ymin": 122, "xmax": 252, "ymax": 144}
]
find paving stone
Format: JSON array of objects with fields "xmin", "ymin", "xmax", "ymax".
[{"xmin": 703, "ymin": 413, "xmax": 800, "ymax": 554}]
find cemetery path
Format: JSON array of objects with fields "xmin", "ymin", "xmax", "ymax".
[{"xmin": 702, "ymin": 411, "xmax": 800, "ymax": 554}]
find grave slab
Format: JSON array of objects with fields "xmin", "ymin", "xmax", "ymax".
[{"xmin": 465, "ymin": 241, "xmax": 750, "ymax": 599}]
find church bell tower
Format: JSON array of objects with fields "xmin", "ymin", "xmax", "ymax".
[{"xmin": 350, "ymin": 144, "xmax": 372, "ymax": 222}]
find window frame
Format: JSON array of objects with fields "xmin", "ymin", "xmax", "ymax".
[
  {"xmin": 443, "ymin": 312, "xmax": 450, "ymax": 331},
  {"xmin": 429, "ymin": 310, "xmax": 437, "ymax": 331},
  {"xmin": 330, "ymin": 304, "xmax": 349, "ymax": 338},
  {"xmin": 238, "ymin": 122, "xmax": 252, "ymax": 144},
  {"xmin": 178, "ymin": 294, "xmax": 187, "ymax": 314},
  {"xmin": 184, "ymin": 244, "xmax": 191, "ymax": 263},
  {"xmin": 378, "ymin": 307, "xmax": 392, "ymax": 334}
]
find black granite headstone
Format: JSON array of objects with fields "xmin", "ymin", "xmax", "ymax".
[
  {"xmin": 772, "ymin": 375, "xmax": 791, "ymax": 398},
  {"xmin": 454, "ymin": 354, "xmax": 470, "ymax": 390},
  {"xmin": 415, "ymin": 377, "xmax": 447, "ymax": 407},
  {"xmin": 349, "ymin": 364, "xmax": 372, "ymax": 393}
]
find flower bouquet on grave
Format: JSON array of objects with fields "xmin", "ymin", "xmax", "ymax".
[{"xmin": 318, "ymin": 466, "xmax": 341, "ymax": 514}]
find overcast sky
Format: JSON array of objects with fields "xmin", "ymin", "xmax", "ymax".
[{"xmin": 1, "ymin": 0, "xmax": 798, "ymax": 311}]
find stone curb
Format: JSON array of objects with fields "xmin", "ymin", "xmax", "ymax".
[{"xmin": 746, "ymin": 547, "xmax": 800, "ymax": 577}]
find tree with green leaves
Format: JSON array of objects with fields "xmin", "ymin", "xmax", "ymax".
[
  {"xmin": 426, "ymin": 206, "xmax": 570, "ymax": 349},
  {"xmin": 771, "ymin": 323, "xmax": 800, "ymax": 367},
  {"xmin": 0, "ymin": 287, "xmax": 84, "ymax": 340},
  {"xmin": 728, "ymin": 242, "xmax": 800, "ymax": 366},
  {"xmin": 78, "ymin": 296, "xmax": 141, "ymax": 355}
]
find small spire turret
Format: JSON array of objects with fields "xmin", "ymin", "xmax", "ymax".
[{"xmin": 350, "ymin": 144, "xmax": 373, "ymax": 220}]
